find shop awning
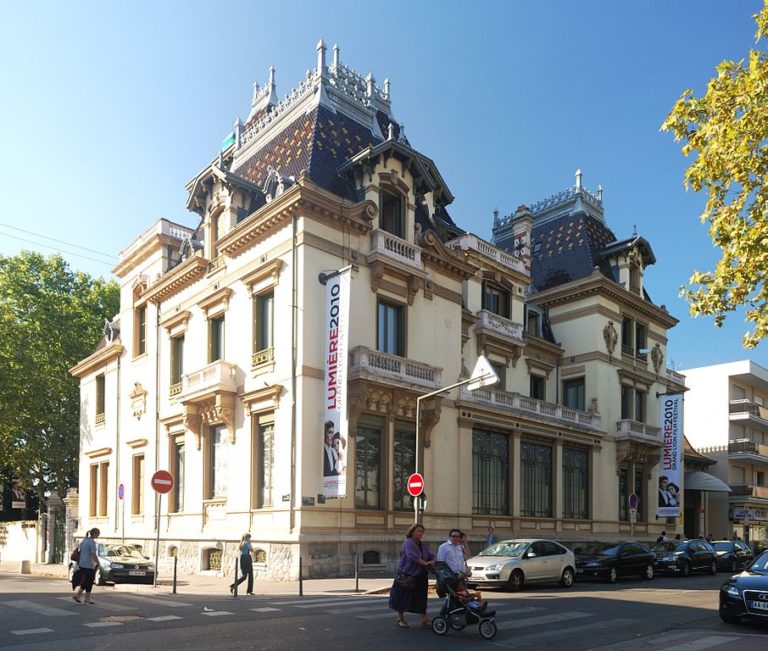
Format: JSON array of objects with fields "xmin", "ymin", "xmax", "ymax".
[{"xmin": 684, "ymin": 471, "xmax": 732, "ymax": 493}]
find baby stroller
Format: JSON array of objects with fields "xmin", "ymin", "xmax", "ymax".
[{"xmin": 430, "ymin": 561, "xmax": 498, "ymax": 639}]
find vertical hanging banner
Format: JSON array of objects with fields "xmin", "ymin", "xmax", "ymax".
[
  {"xmin": 657, "ymin": 394, "xmax": 683, "ymax": 518},
  {"xmin": 322, "ymin": 267, "xmax": 351, "ymax": 498}
]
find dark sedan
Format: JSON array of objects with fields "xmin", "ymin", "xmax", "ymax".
[
  {"xmin": 653, "ymin": 539, "xmax": 718, "ymax": 576},
  {"xmin": 720, "ymin": 550, "xmax": 768, "ymax": 624},
  {"xmin": 69, "ymin": 543, "xmax": 155, "ymax": 585},
  {"xmin": 713, "ymin": 540, "xmax": 753, "ymax": 573},
  {"xmin": 575, "ymin": 541, "xmax": 655, "ymax": 583}
]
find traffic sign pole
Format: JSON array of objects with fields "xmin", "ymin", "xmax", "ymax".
[
  {"xmin": 150, "ymin": 470, "xmax": 175, "ymax": 590},
  {"xmin": 118, "ymin": 483, "xmax": 125, "ymax": 545}
]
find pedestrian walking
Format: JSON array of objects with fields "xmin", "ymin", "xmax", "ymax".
[
  {"xmin": 73, "ymin": 528, "xmax": 100, "ymax": 604},
  {"xmin": 389, "ymin": 523, "xmax": 435, "ymax": 629},
  {"xmin": 230, "ymin": 533, "xmax": 254, "ymax": 595}
]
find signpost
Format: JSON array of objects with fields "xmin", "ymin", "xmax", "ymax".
[
  {"xmin": 151, "ymin": 470, "xmax": 174, "ymax": 588},
  {"xmin": 628, "ymin": 493, "xmax": 639, "ymax": 538},
  {"xmin": 118, "ymin": 483, "xmax": 125, "ymax": 545},
  {"xmin": 407, "ymin": 473, "xmax": 424, "ymax": 497}
]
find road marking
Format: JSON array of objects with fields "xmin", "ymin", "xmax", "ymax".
[
  {"xmin": 10, "ymin": 628, "xmax": 54, "ymax": 636},
  {"xmin": 57, "ymin": 596, "xmax": 139, "ymax": 612},
  {"xmin": 118, "ymin": 594, "xmax": 193, "ymax": 608},
  {"xmin": 202, "ymin": 610, "xmax": 234, "ymax": 617},
  {"xmin": 662, "ymin": 635, "xmax": 742, "ymax": 651},
  {"xmin": 83, "ymin": 622, "xmax": 123, "ymax": 628},
  {"xmin": 357, "ymin": 611, "xmax": 407, "ymax": 620},
  {"xmin": 289, "ymin": 598, "xmax": 380, "ymax": 609},
  {"xmin": 1, "ymin": 600, "xmax": 74, "ymax": 617},
  {"xmin": 250, "ymin": 607, "xmax": 281, "ymax": 612},
  {"xmin": 497, "ymin": 610, "xmax": 594, "ymax": 630},
  {"xmin": 488, "ymin": 617, "xmax": 637, "ymax": 648},
  {"xmin": 148, "ymin": 615, "xmax": 183, "ymax": 622},
  {"xmin": 273, "ymin": 597, "xmax": 375, "ymax": 606}
]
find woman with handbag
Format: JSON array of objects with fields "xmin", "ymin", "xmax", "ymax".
[{"xmin": 389, "ymin": 523, "xmax": 435, "ymax": 628}]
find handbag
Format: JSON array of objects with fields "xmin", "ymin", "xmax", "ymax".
[
  {"xmin": 394, "ymin": 571, "xmax": 415, "ymax": 590},
  {"xmin": 70, "ymin": 547, "xmax": 80, "ymax": 562}
]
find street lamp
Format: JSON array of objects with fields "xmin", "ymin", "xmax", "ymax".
[{"xmin": 413, "ymin": 355, "xmax": 500, "ymax": 522}]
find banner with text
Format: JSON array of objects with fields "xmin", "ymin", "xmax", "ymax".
[
  {"xmin": 322, "ymin": 268, "xmax": 351, "ymax": 498},
  {"xmin": 657, "ymin": 394, "xmax": 683, "ymax": 518}
]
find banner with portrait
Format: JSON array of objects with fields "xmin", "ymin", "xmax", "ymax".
[
  {"xmin": 322, "ymin": 267, "xmax": 351, "ymax": 498},
  {"xmin": 657, "ymin": 394, "xmax": 683, "ymax": 518}
]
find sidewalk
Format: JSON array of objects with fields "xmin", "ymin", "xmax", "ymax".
[{"xmin": 0, "ymin": 560, "xmax": 392, "ymax": 597}]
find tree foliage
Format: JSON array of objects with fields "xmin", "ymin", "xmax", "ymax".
[
  {"xmin": 662, "ymin": 2, "xmax": 768, "ymax": 348},
  {"xmin": 0, "ymin": 251, "xmax": 119, "ymax": 503}
]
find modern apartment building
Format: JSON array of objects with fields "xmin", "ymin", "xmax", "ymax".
[
  {"xmin": 70, "ymin": 42, "xmax": 686, "ymax": 580},
  {"xmin": 683, "ymin": 360, "xmax": 768, "ymax": 543}
]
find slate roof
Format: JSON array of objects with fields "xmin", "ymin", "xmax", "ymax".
[{"xmin": 529, "ymin": 211, "xmax": 617, "ymax": 291}]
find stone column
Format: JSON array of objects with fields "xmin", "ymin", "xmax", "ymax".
[
  {"xmin": 46, "ymin": 491, "xmax": 63, "ymax": 564},
  {"xmin": 63, "ymin": 488, "xmax": 80, "ymax": 566}
]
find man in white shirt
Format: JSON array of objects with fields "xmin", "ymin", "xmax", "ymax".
[{"xmin": 437, "ymin": 529, "xmax": 467, "ymax": 578}]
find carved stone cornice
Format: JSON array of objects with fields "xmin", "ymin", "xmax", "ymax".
[
  {"xmin": 240, "ymin": 258, "xmax": 284, "ymax": 290},
  {"xmin": 183, "ymin": 408, "xmax": 203, "ymax": 450},
  {"xmin": 419, "ymin": 230, "xmax": 479, "ymax": 281},
  {"xmin": 198, "ymin": 287, "xmax": 233, "ymax": 317},
  {"xmin": 69, "ymin": 342, "xmax": 124, "ymax": 379},
  {"xmin": 183, "ymin": 392, "xmax": 237, "ymax": 449},
  {"xmin": 616, "ymin": 438, "xmax": 661, "ymax": 469},
  {"xmin": 144, "ymin": 253, "xmax": 208, "ymax": 304},
  {"xmin": 240, "ymin": 384, "xmax": 282, "ymax": 412}
]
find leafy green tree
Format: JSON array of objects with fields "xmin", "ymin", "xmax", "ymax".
[
  {"xmin": 0, "ymin": 251, "xmax": 119, "ymax": 505},
  {"xmin": 662, "ymin": 2, "xmax": 768, "ymax": 348}
]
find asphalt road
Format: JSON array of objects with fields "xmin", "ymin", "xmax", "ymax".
[{"xmin": 2, "ymin": 572, "xmax": 768, "ymax": 650}]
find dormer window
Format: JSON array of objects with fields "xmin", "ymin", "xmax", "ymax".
[
  {"xmin": 380, "ymin": 189, "xmax": 404, "ymax": 238},
  {"xmin": 525, "ymin": 306, "xmax": 543, "ymax": 337},
  {"xmin": 482, "ymin": 281, "xmax": 510, "ymax": 318}
]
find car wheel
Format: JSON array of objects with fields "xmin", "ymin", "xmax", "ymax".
[
  {"xmin": 642, "ymin": 564, "xmax": 654, "ymax": 580},
  {"xmin": 560, "ymin": 567, "xmax": 575, "ymax": 588},
  {"xmin": 68, "ymin": 564, "xmax": 75, "ymax": 582},
  {"xmin": 719, "ymin": 611, "xmax": 741, "ymax": 625},
  {"xmin": 709, "ymin": 560, "xmax": 718, "ymax": 575},
  {"xmin": 607, "ymin": 567, "xmax": 618, "ymax": 584},
  {"xmin": 507, "ymin": 569, "xmax": 524, "ymax": 592},
  {"xmin": 680, "ymin": 561, "xmax": 691, "ymax": 577}
]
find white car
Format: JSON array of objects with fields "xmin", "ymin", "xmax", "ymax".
[{"xmin": 466, "ymin": 538, "xmax": 575, "ymax": 591}]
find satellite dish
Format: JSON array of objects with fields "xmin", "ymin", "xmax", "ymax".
[{"xmin": 467, "ymin": 355, "xmax": 500, "ymax": 392}]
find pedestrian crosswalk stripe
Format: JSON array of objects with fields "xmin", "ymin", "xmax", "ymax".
[
  {"xmin": 273, "ymin": 597, "xmax": 381, "ymax": 606},
  {"xmin": 202, "ymin": 610, "xmax": 234, "ymax": 617},
  {"xmin": 358, "ymin": 611, "xmax": 406, "ymax": 620},
  {"xmin": 288, "ymin": 598, "xmax": 384, "ymax": 609},
  {"xmin": 518, "ymin": 617, "xmax": 636, "ymax": 642},
  {"xmin": 84, "ymin": 622, "xmax": 123, "ymax": 628},
  {"xmin": 250, "ymin": 607, "xmax": 281, "ymax": 612},
  {"xmin": 660, "ymin": 635, "xmax": 742, "ymax": 651},
  {"xmin": 118, "ymin": 594, "xmax": 193, "ymax": 608},
  {"xmin": 1, "ymin": 600, "xmax": 74, "ymax": 617},
  {"xmin": 57, "ymin": 596, "xmax": 139, "ymax": 612},
  {"xmin": 497, "ymin": 610, "xmax": 593, "ymax": 630},
  {"xmin": 148, "ymin": 615, "xmax": 183, "ymax": 622},
  {"xmin": 10, "ymin": 628, "xmax": 54, "ymax": 636}
]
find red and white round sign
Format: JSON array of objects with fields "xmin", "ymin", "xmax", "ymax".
[
  {"xmin": 407, "ymin": 472, "xmax": 424, "ymax": 497},
  {"xmin": 151, "ymin": 469, "xmax": 174, "ymax": 494}
]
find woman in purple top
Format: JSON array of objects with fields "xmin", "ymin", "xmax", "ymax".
[{"xmin": 389, "ymin": 523, "xmax": 435, "ymax": 628}]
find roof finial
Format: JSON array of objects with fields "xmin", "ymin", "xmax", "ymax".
[
  {"xmin": 365, "ymin": 72, "xmax": 375, "ymax": 97},
  {"xmin": 575, "ymin": 168, "xmax": 583, "ymax": 190},
  {"xmin": 332, "ymin": 43, "xmax": 340, "ymax": 70},
  {"xmin": 493, "ymin": 207, "xmax": 500, "ymax": 227},
  {"xmin": 268, "ymin": 65, "xmax": 275, "ymax": 89},
  {"xmin": 384, "ymin": 78, "xmax": 390, "ymax": 100},
  {"xmin": 398, "ymin": 123, "xmax": 405, "ymax": 142},
  {"xmin": 387, "ymin": 122, "xmax": 395, "ymax": 140},
  {"xmin": 316, "ymin": 38, "xmax": 327, "ymax": 76},
  {"xmin": 632, "ymin": 224, "xmax": 638, "ymax": 237},
  {"xmin": 597, "ymin": 184, "xmax": 603, "ymax": 202}
]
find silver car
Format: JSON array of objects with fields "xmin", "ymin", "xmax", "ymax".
[{"xmin": 466, "ymin": 538, "xmax": 575, "ymax": 591}]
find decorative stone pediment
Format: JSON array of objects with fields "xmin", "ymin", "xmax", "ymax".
[
  {"xmin": 183, "ymin": 392, "xmax": 237, "ymax": 449},
  {"xmin": 129, "ymin": 382, "xmax": 148, "ymax": 420},
  {"xmin": 615, "ymin": 438, "xmax": 661, "ymax": 469}
]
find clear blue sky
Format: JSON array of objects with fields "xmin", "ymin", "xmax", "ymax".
[{"xmin": 1, "ymin": 0, "xmax": 765, "ymax": 370}]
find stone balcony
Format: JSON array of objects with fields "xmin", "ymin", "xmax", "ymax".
[
  {"xmin": 476, "ymin": 310, "xmax": 525, "ymax": 345},
  {"xmin": 730, "ymin": 484, "xmax": 768, "ymax": 500},
  {"xmin": 729, "ymin": 438, "xmax": 768, "ymax": 463},
  {"xmin": 446, "ymin": 233, "xmax": 528, "ymax": 275},
  {"xmin": 457, "ymin": 386, "xmax": 602, "ymax": 432},
  {"xmin": 179, "ymin": 360, "xmax": 238, "ymax": 403},
  {"xmin": 367, "ymin": 229, "xmax": 424, "ymax": 273},
  {"xmin": 615, "ymin": 419, "xmax": 661, "ymax": 442},
  {"xmin": 348, "ymin": 346, "xmax": 442, "ymax": 391},
  {"xmin": 729, "ymin": 399, "xmax": 768, "ymax": 428}
]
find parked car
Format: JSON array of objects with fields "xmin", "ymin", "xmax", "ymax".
[
  {"xmin": 69, "ymin": 543, "xmax": 155, "ymax": 585},
  {"xmin": 575, "ymin": 541, "xmax": 655, "ymax": 583},
  {"xmin": 713, "ymin": 540, "xmax": 753, "ymax": 573},
  {"xmin": 719, "ymin": 550, "xmax": 768, "ymax": 624},
  {"xmin": 652, "ymin": 539, "xmax": 717, "ymax": 576},
  {"xmin": 466, "ymin": 538, "xmax": 575, "ymax": 592}
]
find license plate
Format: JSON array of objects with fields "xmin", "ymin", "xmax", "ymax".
[
  {"xmin": 128, "ymin": 571, "xmax": 147, "ymax": 576},
  {"xmin": 749, "ymin": 600, "xmax": 768, "ymax": 611}
]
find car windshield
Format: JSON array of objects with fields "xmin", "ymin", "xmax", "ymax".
[
  {"xmin": 713, "ymin": 542, "xmax": 733, "ymax": 552},
  {"xmin": 99, "ymin": 544, "xmax": 145, "ymax": 559},
  {"xmin": 748, "ymin": 551, "xmax": 768, "ymax": 574},
  {"xmin": 578, "ymin": 542, "xmax": 619, "ymax": 556},
  {"xmin": 479, "ymin": 541, "xmax": 528, "ymax": 557},
  {"xmin": 653, "ymin": 542, "xmax": 682, "ymax": 553}
]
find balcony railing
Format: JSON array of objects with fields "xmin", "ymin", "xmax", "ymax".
[
  {"xmin": 729, "ymin": 438, "xmax": 768, "ymax": 459},
  {"xmin": 252, "ymin": 347, "xmax": 275, "ymax": 369},
  {"xmin": 730, "ymin": 484, "xmax": 768, "ymax": 499},
  {"xmin": 179, "ymin": 360, "xmax": 238, "ymax": 402},
  {"xmin": 95, "ymin": 412, "xmax": 105, "ymax": 426},
  {"xmin": 729, "ymin": 399, "xmax": 768, "ymax": 424},
  {"xmin": 169, "ymin": 382, "xmax": 183, "ymax": 399},
  {"xmin": 348, "ymin": 346, "xmax": 442, "ymax": 390},
  {"xmin": 446, "ymin": 233, "xmax": 528, "ymax": 274},
  {"xmin": 457, "ymin": 386, "xmax": 602, "ymax": 430},
  {"xmin": 476, "ymin": 310, "xmax": 524, "ymax": 344},
  {"xmin": 369, "ymin": 229, "xmax": 423, "ymax": 271},
  {"xmin": 666, "ymin": 368, "xmax": 686, "ymax": 385},
  {"xmin": 616, "ymin": 419, "xmax": 661, "ymax": 440}
]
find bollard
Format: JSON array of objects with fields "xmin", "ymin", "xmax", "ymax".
[
  {"xmin": 19, "ymin": 560, "xmax": 31, "ymax": 575},
  {"xmin": 299, "ymin": 556, "xmax": 303, "ymax": 596},
  {"xmin": 172, "ymin": 555, "xmax": 177, "ymax": 595},
  {"xmin": 354, "ymin": 552, "xmax": 359, "ymax": 593},
  {"xmin": 233, "ymin": 555, "xmax": 239, "ymax": 598}
]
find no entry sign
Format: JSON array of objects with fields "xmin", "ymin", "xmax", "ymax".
[
  {"xmin": 407, "ymin": 472, "xmax": 424, "ymax": 497},
  {"xmin": 151, "ymin": 469, "xmax": 174, "ymax": 494}
]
